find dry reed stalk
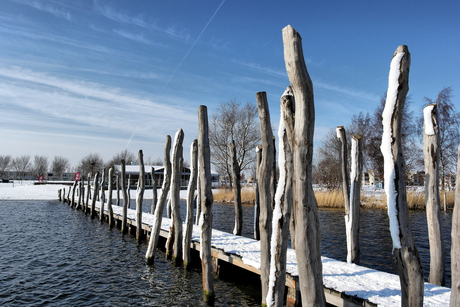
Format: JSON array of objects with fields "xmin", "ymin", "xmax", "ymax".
[{"xmin": 212, "ymin": 187, "xmax": 256, "ymax": 204}]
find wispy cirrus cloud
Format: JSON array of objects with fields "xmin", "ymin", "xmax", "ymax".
[
  {"xmin": 0, "ymin": 66, "xmax": 197, "ymax": 140},
  {"xmin": 18, "ymin": 0, "xmax": 71, "ymax": 20},
  {"xmin": 95, "ymin": 3, "xmax": 190, "ymax": 41},
  {"xmin": 233, "ymin": 59, "xmax": 379, "ymax": 102}
]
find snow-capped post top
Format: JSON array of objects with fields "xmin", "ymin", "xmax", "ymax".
[
  {"xmin": 282, "ymin": 85, "xmax": 293, "ymax": 97},
  {"xmin": 423, "ymin": 104, "xmax": 437, "ymax": 136},
  {"xmin": 336, "ymin": 126, "xmax": 344, "ymax": 139}
]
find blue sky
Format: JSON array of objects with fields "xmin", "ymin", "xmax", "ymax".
[{"xmin": 0, "ymin": 0, "xmax": 458, "ymax": 169}]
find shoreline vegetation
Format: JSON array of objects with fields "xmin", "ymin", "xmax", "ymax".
[{"xmin": 212, "ymin": 187, "xmax": 455, "ymax": 210}]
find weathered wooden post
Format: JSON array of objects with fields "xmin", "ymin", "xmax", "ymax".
[
  {"xmin": 90, "ymin": 171, "xmax": 99, "ymax": 218},
  {"xmin": 67, "ymin": 187, "xmax": 71, "ymax": 205},
  {"xmin": 198, "ymin": 105, "xmax": 214, "ymax": 304},
  {"xmin": 450, "ymin": 144, "xmax": 460, "ymax": 305},
  {"xmin": 423, "ymin": 103, "xmax": 445, "ymax": 286},
  {"xmin": 281, "ymin": 88, "xmax": 296, "ymax": 252},
  {"xmin": 77, "ymin": 180, "xmax": 82, "ymax": 210},
  {"xmin": 127, "ymin": 175, "xmax": 131, "ymax": 209},
  {"xmin": 100, "ymin": 169, "xmax": 106, "ymax": 222},
  {"xmin": 136, "ymin": 150, "xmax": 145, "ymax": 241},
  {"xmin": 195, "ymin": 169, "xmax": 201, "ymax": 225},
  {"xmin": 254, "ymin": 145, "xmax": 262, "ymax": 240},
  {"xmin": 145, "ymin": 135, "xmax": 172, "ymax": 264},
  {"xmin": 166, "ymin": 193, "xmax": 172, "ymax": 218},
  {"xmin": 267, "ymin": 89, "xmax": 294, "ymax": 306},
  {"xmin": 107, "ymin": 167, "xmax": 114, "ymax": 227},
  {"xmin": 121, "ymin": 160, "xmax": 128, "ymax": 234},
  {"xmin": 167, "ymin": 129, "xmax": 184, "ymax": 262},
  {"xmin": 151, "ymin": 167, "xmax": 157, "ymax": 214},
  {"xmin": 381, "ymin": 45, "xmax": 424, "ymax": 306},
  {"xmin": 349, "ymin": 135, "xmax": 363, "ymax": 264},
  {"xmin": 256, "ymin": 91, "xmax": 274, "ymax": 306},
  {"xmin": 229, "ymin": 140, "xmax": 243, "ymax": 235},
  {"xmin": 283, "ymin": 25, "xmax": 325, "ymax": 306},
  {"xmin": 116, "ymin": 173, "xmax": 120, "ymax": 207},
  {"xmin": 184, "ymin": 139, "xmax": 198, "ymax": 268},
  {"xmin": 71, "ymin": 180, "xmax": 77, "ymax": 208},
  {"xmin": 86, "ymin": 173, "xmax": 91, "ymax": 213},
  {"xmin": 58, "ymin": 189, "xmax": 61, "ymax": 202}
]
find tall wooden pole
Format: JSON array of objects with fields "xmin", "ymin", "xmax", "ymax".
[
  {"xmin": 267, "ymin": 90, "xmax": 294, "ymax": 306},
  {"xmin": 256, "ymin": 91, "xmax": 274, "ymax": 306},
  {"xmin": 283, "ymin": 25, "xmax": 325, "ymax": 306},
  {"xmin": 184, "ymin": 139, "xmax": 198, "ymax": 268},
  {"xmin": 169, "ymin": 129, "xmax": 184, "ymax": 262},
  {"xmin": 136, "ymin": 150, "xmax": 145, "ymax": 241},
  {"xmin": 195, "ymin": 167, "xmax": 202, "ymax": 226},
  {"xmin": 281, "ymin": 89, "xmax": 296, "ymax": 251},
  {"xmin": 450, "ymin": 144, "xmax": 460, "ymax": 305},
  {"xmin": 85, "ymin": 173, "xmax": 91, "ymax": 213},
  {"xmin": 107, "ymin": 167, "xmax": 114, "ymax": 227},
  {"xmin": 151, "ymin": 167, "xmax": 157, "ymax": 214},
  {"xmin": 254, "ymin": 145, "xmax": 262, "ymax": 240},
  {"xmin": 71, "ymin": 180, "xmax": 77, "ymax": 208},
  {"xmin": 423, "ymin": 104, "xmax": 445, "ymax": 286},
  {"xmin": 100, "ymin": 168, "xmax": 106, "ymax": 222},
  {"xmin": 146, "ymin": 135, "xmax": 172, "ymax": 264},
  {"xmin": 121, "ymin": 160, "xmax": 128, "ymax": 233},
  {"xmin": 198, "ymin": 105, "xmax": 214, "ymax": 304},
  {"xmin": 90, "ymin": 171, "xmax": 99, "ymax": 218},
  {"xmin": 337, "ymin": 126, "xmax": 351, "ymax": 216},
  {"xmin": 77, "ymin": 180, "xmax": 82, "ymax": 210},
  {"xmin": 381, "ymin": 45, "xmax": 424, "ymax": 306},
  {"xmin": 349, "ymin": 135, "xmax": 363, "ymax": 264},
  {"xmin": 229, "ymin": 139, "xmax": 243, "ymax": 235}
]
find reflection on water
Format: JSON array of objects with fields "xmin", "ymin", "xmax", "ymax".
[{"xmin": 0, "ymin": 199, "xmax": 452, "ymax": 306}]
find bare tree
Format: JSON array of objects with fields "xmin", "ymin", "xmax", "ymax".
[
  {"xmin": 105, "ymin": 149, "xmax": 135, "ymax": 170},
  {"xmin": 313, "ymin": 128, "xmax": 341, "ymax": 189},
  {"xmin": 0, "ymin": 155, "xmax": 12, "ymax": 179},
  {"xmin": 209, "ymin": 99, "xmax": 259, "ymax": 186},
  {"xmin": 77, "ymin": 153, "xmax": 104, "ymax": 178},
  {"xmin": 51, "ymin": 156, "xmax": 70, "ymax": 180},
  {"xmin": 12, "ymin": 155, "xmax": 31, "ymax": 180},
  {"xmin": 419, "ymin": 87, "xmax": 460, "ymax": 189},
  {"xmin": 29, "ymin": 155, "xmax": 48, "ymax": 179}
]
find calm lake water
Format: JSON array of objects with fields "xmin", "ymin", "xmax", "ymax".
[{"xmin": 0, "ymin": 199, "xmax": 452, "ymax": 306}]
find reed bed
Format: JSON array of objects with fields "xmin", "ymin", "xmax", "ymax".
[
  {"xmin": 212, "ymin": 187, "xmax": 256, "ymax": 204},
  {"xmin": 212, "ymin": 187, "xmax": 456, "ymax": 210}
]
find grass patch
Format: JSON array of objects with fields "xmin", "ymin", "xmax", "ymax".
[
  {"xmin": 212, "ymin": 187, "xmax": 256, "ymax": 204},
  {"xmin": 213, "ymin": 187, "xmax": 456, "ymax": 210}
]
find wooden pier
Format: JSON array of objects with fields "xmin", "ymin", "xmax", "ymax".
[{"xmin": 60, "ymin": 194, "xmax": 450, "ymax": 307}]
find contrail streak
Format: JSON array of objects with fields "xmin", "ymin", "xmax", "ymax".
[
  {"xmin": 163, "ymin": 0, "xmax": 226, "ymax": 89},
  {"xmin": 126, "ymin": 127, "xmax": 139, "ymax": 149}
]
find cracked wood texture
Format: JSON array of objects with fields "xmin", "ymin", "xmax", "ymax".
[
  {"xmin": 282, "ymin": 25, "xmax": 325, "ymax": 306},
  {"xmin": 382, "ymin": 45, "xmax": 424, "ymax": 306}
]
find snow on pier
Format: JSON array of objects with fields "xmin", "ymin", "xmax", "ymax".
[{"xmin": 91, "ymin": 199, "xmax": 450, "ymax": 307}]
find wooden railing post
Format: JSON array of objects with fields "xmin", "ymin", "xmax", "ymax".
[
  {"xmin": 184, "ymin": 139, "xmax": 198, "ymax": 268},
  {"xmin": 90, "ymin": 172, "xmax": 99, "ymax": 218},
  {"xmin": 423, "ymin": 103, "xmax": 445, "ymax": 286},
  {"xmin": 146, "ymin": 135, "xmax": 172, "ymax": 264},
  {"xmin": 256, "ymin": 91, "xmax": 274, "ymax": 306},
  {"xmin": 121, "ymin": 160, "xmax": 128, "ymax": 233},
  {"xmin": 450, "ymin": 144, "xmax": 460, "ymax": 305},
  {"xmin": 198, "ymin": 105, "xmax": 215, "ymax": 304},
  {"xmin": 229, "ymin": 139, "xmax": 243, "ymax": 235},
  {"xmin": 282, "ymin": 25, "xmax": 325, "ymax": 306},
  {"xmin": 151, "ymin": 167, "xmax": 157, "ymax": 214},
  {"xmin": 100, "ymin": 168, "xmax": 106, "ymax": 222},
  {"xmin": 267, "ymin": 89, "xmax": 294, "ymax": 306},
  {"xmin": 381, "ymin": 45, "xmax": 424, "ymax": 306},
  {"xmin": 107, "ymin": 167, "xmax": 114, "ymax": 227}
]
